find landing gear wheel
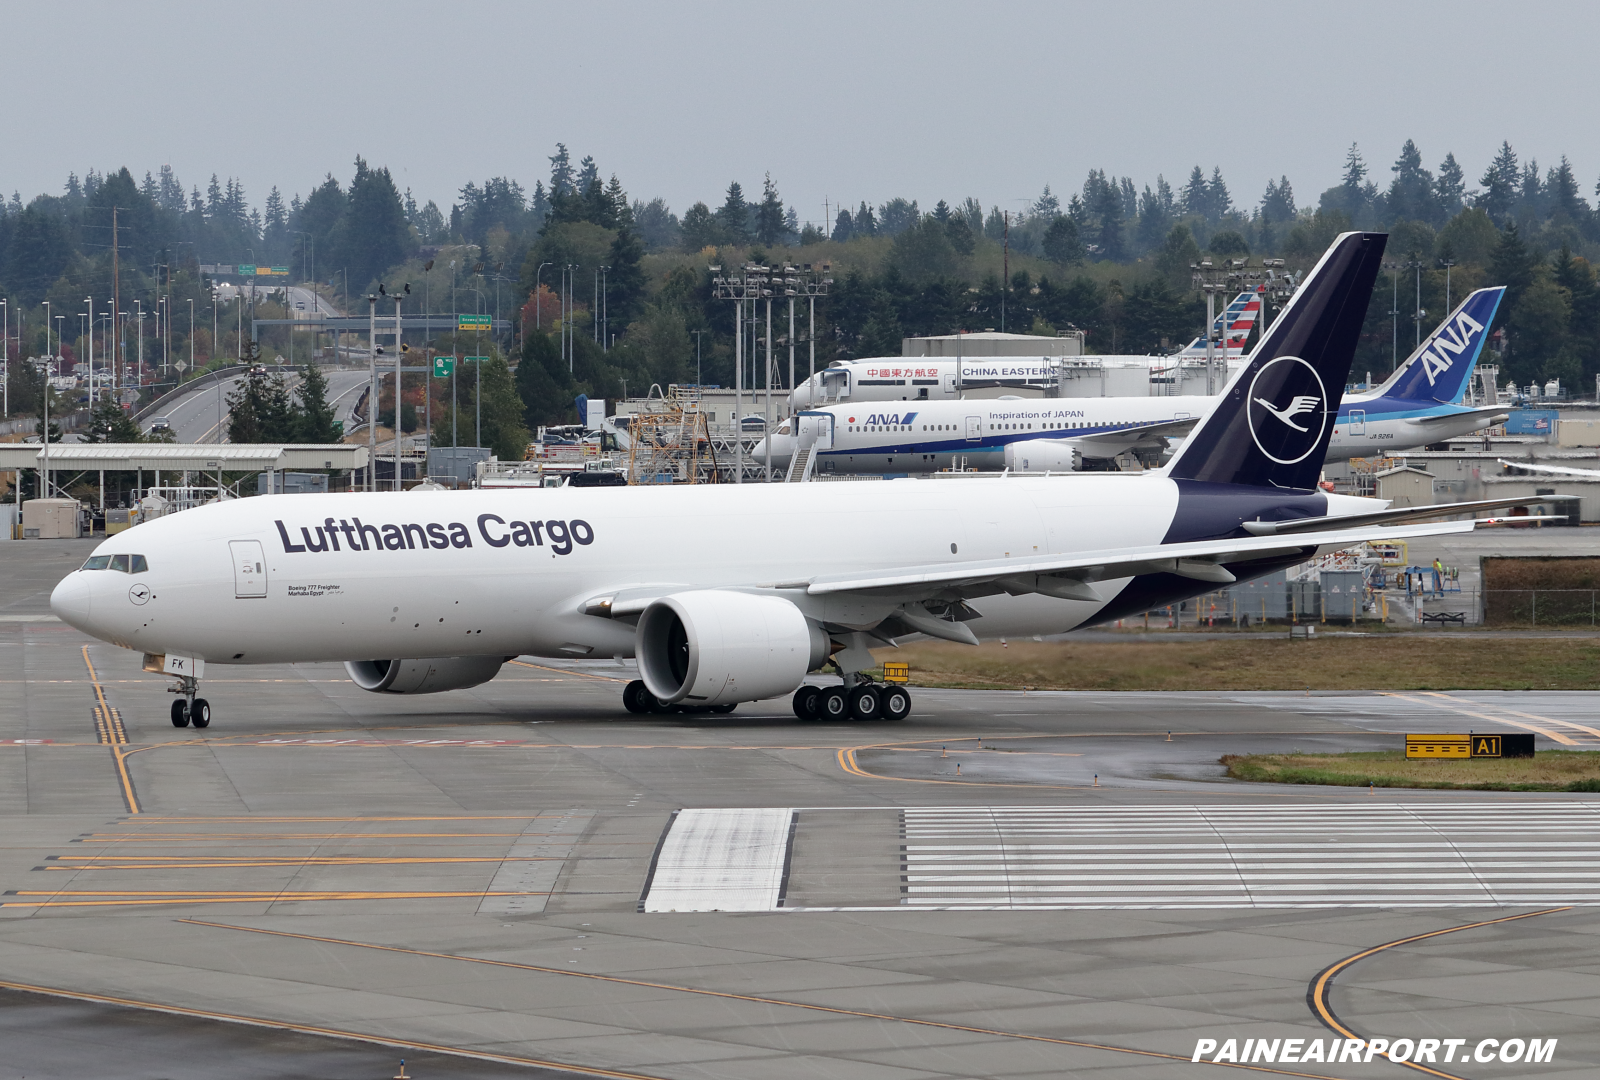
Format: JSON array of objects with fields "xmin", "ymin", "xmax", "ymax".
[
  {"xmin": 848, "ymin": 684, "xmax": 882, "ymax": 721},
  {"xmin": 623, "ymin": 680, "xmax": 651, "ymax": 714},
  {"xmin": 819, "ymin": 686, "xmax": 849, "ymax": 721},
  {"xmin": 189, "ymin": 698, "xmax": 211, "ymax": 729},
  {"xmin": 709, "ymin": 703, "xmax": 737, "ymax": 714},
  {"xmin": 644, "ymin": 690, "xmax": 670, "ymax": 714},
  {"xmin": 880, "ymin": 685, "xmax": 911, "ymax": 720},
  {"xmin": 170, "ymin": 699, "xmax": 190, "ymax": 728},
  {"xmin": 792, "ymin": 686, "xmax": 821, "ymax": 720}
]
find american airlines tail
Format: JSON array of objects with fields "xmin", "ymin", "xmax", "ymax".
[
  {"xmin": 1176, "ymin": 288, "xmax": 1263, "ymax": 358},
  {"xmin": 1165, "ymin": 233, "xmax": 1387, "ymax": 490}
]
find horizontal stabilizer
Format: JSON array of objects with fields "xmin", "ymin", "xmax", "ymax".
[{"xmin": 1240, "ymin": 495, "xmax": 1552, "ymax": 536}]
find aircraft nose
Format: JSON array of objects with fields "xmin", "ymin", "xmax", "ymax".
[{"xmin": 50, "ymin": 572, "xmax": 93, "ymax": 629}]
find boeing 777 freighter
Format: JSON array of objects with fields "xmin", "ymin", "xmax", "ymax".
[{"xmin": 52, "ymin": 234, "xmax": 1536, "ymax": 727}]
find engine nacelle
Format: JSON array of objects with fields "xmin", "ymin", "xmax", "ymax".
[
  {"xmin": 636, "ymin": 591, "xmax": 828, "ymax": 706},
  {"xmin": 345, "ymin": 656, "xmax": 507, "ymax": 694},
  {"xmin": 1004, "ymin": 439, "xmax": 1082, "ymax": 472}
]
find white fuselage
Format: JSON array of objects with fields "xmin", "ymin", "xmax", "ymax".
[
  {"xmin": 53, "ymin": 478, "xmax": 1200, "ymax": 666},
  {"xmin": 761, "ymin": 396, "xmax": 1217, "ymax": 474},
  {"xmin": 788, "ymin": 357, "xmax": 1246, "ymax": 410}
]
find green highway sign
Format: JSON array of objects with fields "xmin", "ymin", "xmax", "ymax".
[
  {"xmin": 463, "ymin": 355, "xmax": 490, "ymax": 363},
  {"xmin": 457, "ymin": 314, "xmax": 491, "ymax": 330},
  {"xmin": 432, "ymin": 356, "xmax": 455, "ymax": 378},
  {"xmin": 237, "ymin": 264, "xmax": 257, "ymax": 275}
]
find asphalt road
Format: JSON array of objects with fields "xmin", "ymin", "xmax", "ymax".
[{"xmin": 0, "ymin": 538, "xmax": 1595, "ymax": 1079}]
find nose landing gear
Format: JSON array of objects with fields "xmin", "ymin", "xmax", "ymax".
[{"xmin": 168, "ymin": 675, "xmax": 210, "ymax": 729}]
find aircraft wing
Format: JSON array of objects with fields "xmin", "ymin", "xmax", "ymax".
[
  {"xmin": 1240, "ymin": 495, "xmax": 1551, "ymax": 536},
  {"xmin": 1072, "ymin": 416, "xmax": 1202, "ymax": 445},
  {"xmin": 1408, "ymin": 405, "xmax": 1509, "ymax": 426},
  {"xmin": 1497, "ymin": 458, "xmax": 1600, "ymax": 479},
  {"xmin": 805, "ymin": 519, "xmax": 1473, "ymax": 597}
]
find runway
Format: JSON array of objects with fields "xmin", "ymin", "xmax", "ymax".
[{"xmin": 1, "ymin": 539, "xmax": 1597, "ymax": 1078}]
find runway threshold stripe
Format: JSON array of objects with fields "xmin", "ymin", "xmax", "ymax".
[
  {"xmin": 0, "ymin": 977, "xmax": 667, "ymax": 1080},
  {"xmin": 1307, "ymin": 907, "xmax": 1571, "ymax": 1080},
  {"xmin": 897, "ymin": 805, "xmax": 1600, "ymax": 909},
  {"xmin": 174, "ymin": 919, "xmax": 1361, "ymax": 1079}
]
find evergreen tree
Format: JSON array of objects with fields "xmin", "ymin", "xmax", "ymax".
[
  {"xmin": 85, "ymin": 399, "xmax": 145, "ymax": 442},
  {"xmin": 854, "ymin": 201, "xmax": 879, "ymax": 237},
  {"xmin": 548, "ymin": 144, "xmax": 576, "ymax": 197},
  {"xmin": 472, "ymin": 353, "xmax": 531, "ymax": 460},
  {"xmin": 263, "ymin": 186, "xmax": 289, "ymax": 258},
  {"xmin": 1206, "ymin": 168, "xmax": 1231, "ymax": 221},
  {"xmin": 715, "ymin": 182, "xmax": 750, "ymax": 244},
  {"xmin": 331, "ymin": 157, "xmax": 411, "ymax": 290},
  {"xmin": 681, "ymin": 202, "xmax": 722, "ymax": 250},
  {"xmin": 605, "ymin": 227, "xmax": 647, "ymax": 329},
  {"xmin": 1490, "ymin": 223, "xmax": 1537, "ymax": 328},
  {"xmin": 931, "ymin": 199, "xmax": 951, "ymax": 222},
  {"xmin": 1181, "ymin": 166, "xmax": 1208, "ymax": 217},
  {"xmin": 294, "ymin": 363, "xmax": 339, "ymax": 442},
  {"xmin": 1436, "ymin": 153, "xmax": 1466, "ymax": 213},
  {"xmin": 1041, "ymin": 217, "xmax": 1084, "ymax": 266},
  {"xmin": 1547, "ymin": 157, "xmax": 1588, "ymax": 224},
  {"xmin": 1032, "ymin": 185, "xmax": 1060, "ymax": 217},
  {"xmin": 754, "ymin": 174, "xmax": 786, "ymax": 246},
  {"xmin": 226, "ymin": 369, "xmax": 296, "ymax": 443},
  {"xmin": 514, "ymin": 331, "xmax": 570, "ymax": 428},
  {"xmin": 1478, "ymin": 141, "xmax": 1520, "ymax": 223},
  {"xmin": 831, "ymin": 208, "xmax": 855, "ymax": 243},
  {"xmin": 1385, "ymin": 139, "xmax": 1437, "ymax": 225}
]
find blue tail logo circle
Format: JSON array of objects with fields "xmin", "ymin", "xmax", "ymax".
[{"xmin": 1246, "ymin": 356, "xmax": 1328, "ymax": 465}]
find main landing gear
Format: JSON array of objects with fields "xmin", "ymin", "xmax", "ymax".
[
  {"xmin": 168, "ymin": 674, "xmax": 210, "ymax": 729},
  {"xmin": 622, "ymin": 680, "xmax": 736, "ymax": 716},
  {"xmin": 792, "ymin": 680, "xmax": 911, "ymax": 722}
]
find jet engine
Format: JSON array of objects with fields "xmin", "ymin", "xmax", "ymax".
[
  {"xmin": 636, "ymin": 591, "xmax": 828, "ymax": 706},
  {"xmin": 1004, "ymin": 439, "xmax": 1082, "ymax": 472},
  {"xmin": 345, "ymin": 656, "xmax": 508, "ymax": 694}
]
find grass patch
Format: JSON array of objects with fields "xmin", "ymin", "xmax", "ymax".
[
  {"xmin": 1220, "ymin": 750, "xmax": 1600, "ymax": 791},
  {"xmin": 874, "ymin": 637, "xmax": 1600, "ymax": 691}
]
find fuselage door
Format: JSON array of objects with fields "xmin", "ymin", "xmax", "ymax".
[
  {"xmin": 1348, "ymin": 409, "xmax": 1366, "ymax": 436},
  {"xmin": 230, "ymin": 539, "xmax": 268, "ymax": 598},
  {"xmin": 964, "ymin": 415, "xmax": 982, "ymax": 442}
]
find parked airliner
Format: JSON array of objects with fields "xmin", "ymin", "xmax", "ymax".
[
  {"xmin": 786, "ymin": 290, "xmax": 1262, "ymax": 410},
  {"xmin": 52, "ymin": 234, "xmax": 1533, "ymax": 727}
]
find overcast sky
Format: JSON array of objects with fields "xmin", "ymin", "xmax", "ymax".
[{"xmin": 14, "ymin": 1, "xmax": 1599, "ymax": 228}]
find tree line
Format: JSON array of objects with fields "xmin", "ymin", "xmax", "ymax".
[{"xmin": 8, "ymin": 137, "xmax": 1600, "ymax": 439}]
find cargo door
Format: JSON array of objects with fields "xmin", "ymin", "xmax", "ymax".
[{"xmin": 229, "ymin": 540, "xmax": 268, "ymax": 598}]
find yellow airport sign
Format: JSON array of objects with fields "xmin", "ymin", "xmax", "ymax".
[
  {"xmin": 882, "ymin": 662, "xmax": 910, "ymax": 683},
  {"xmin": 1406, "ymin": 734, "xmax": 1504, "ymax": 758}
]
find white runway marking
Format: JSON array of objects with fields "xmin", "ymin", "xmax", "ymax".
[
  {"xmin": 641, "ymin": 807, "xmax": 793, "ymax": 912},
  {"xmin": 895, "ymin": 803, "xmax": 1600, "ymax": 909}
]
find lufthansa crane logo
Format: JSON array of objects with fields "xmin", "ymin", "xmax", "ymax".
[{"xmin": 1245, "ymin": 356, "xmax": 1328, "ymax": 465}]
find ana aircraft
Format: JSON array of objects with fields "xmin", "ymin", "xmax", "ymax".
[
  {"xmin": 1324, "ymin": 287, "xmax": 1507, "ymax": 460},
  {"xmin": 52, "ymin": 233, "xmax": 1532, "ymax": 727},
  {"xmin": 786, "ymin": 290, "xmax": 1263, "ymax": 410}
]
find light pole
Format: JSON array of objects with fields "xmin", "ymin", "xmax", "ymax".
[
  {"xmin": 691, "ymin": 329, "xmax": 705, "ymax": 385},
  {"xmin": 1406, "ymin": 258, "xmax": 1425, "ymax": 349},
  {"xmin": 535, "ymin": 262, "xmax": 550, "ymax": 329},
  {"xmin": 599, "ymin": 265, "xmax": 610, "ymax": 351},
  {"xmin": 1440, "ymin": 259, "xmax": 1457, "ymax": 313},
  {"xmin": 39, "ymin": 300, "xmax": 52, "ymax": 497},
  {"xmin": 563, "ymin": 264, "xmax": 578, "ymax": 371},
  {"xmin": 188, "ymin": 298, "xmax": 195, "ymax": 376},
  {"xmin": 1, "ymin": 298, "xmax": 8, "ymax": 421}
]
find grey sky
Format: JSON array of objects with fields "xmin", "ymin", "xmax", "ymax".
[{"xmin": 15, "ymin": 1, "xmax": 1600, "ymax": 230}]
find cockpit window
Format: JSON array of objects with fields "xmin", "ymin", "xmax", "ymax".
[{"xmin": 81, "ymin": 554, "xmax": 147, "ymax": 573}]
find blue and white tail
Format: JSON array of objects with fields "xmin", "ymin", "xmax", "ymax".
[
  {"xmin": 1166, "ymin": 232, "xmax": 1387, "ymax": 491},
  {"xmin": 1374, "ymin": 287, "xmax": 1504, "ymax": 404},
  {"xmin": 1177, "ymin": 288, "xmax": 1263, "ymax": 357}
]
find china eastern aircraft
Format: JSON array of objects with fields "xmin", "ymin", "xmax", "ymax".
[
  {"xmin": 1324, "ymin": 286, "xmax": 1507, "ymax": 460},
  {"xmin": 52, "ymin": 233, "xmax": 1534, "ymax": 728},
  {"xmin": 786, "ymin": 290, "xmax": 1262, "ymax": 410}
]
